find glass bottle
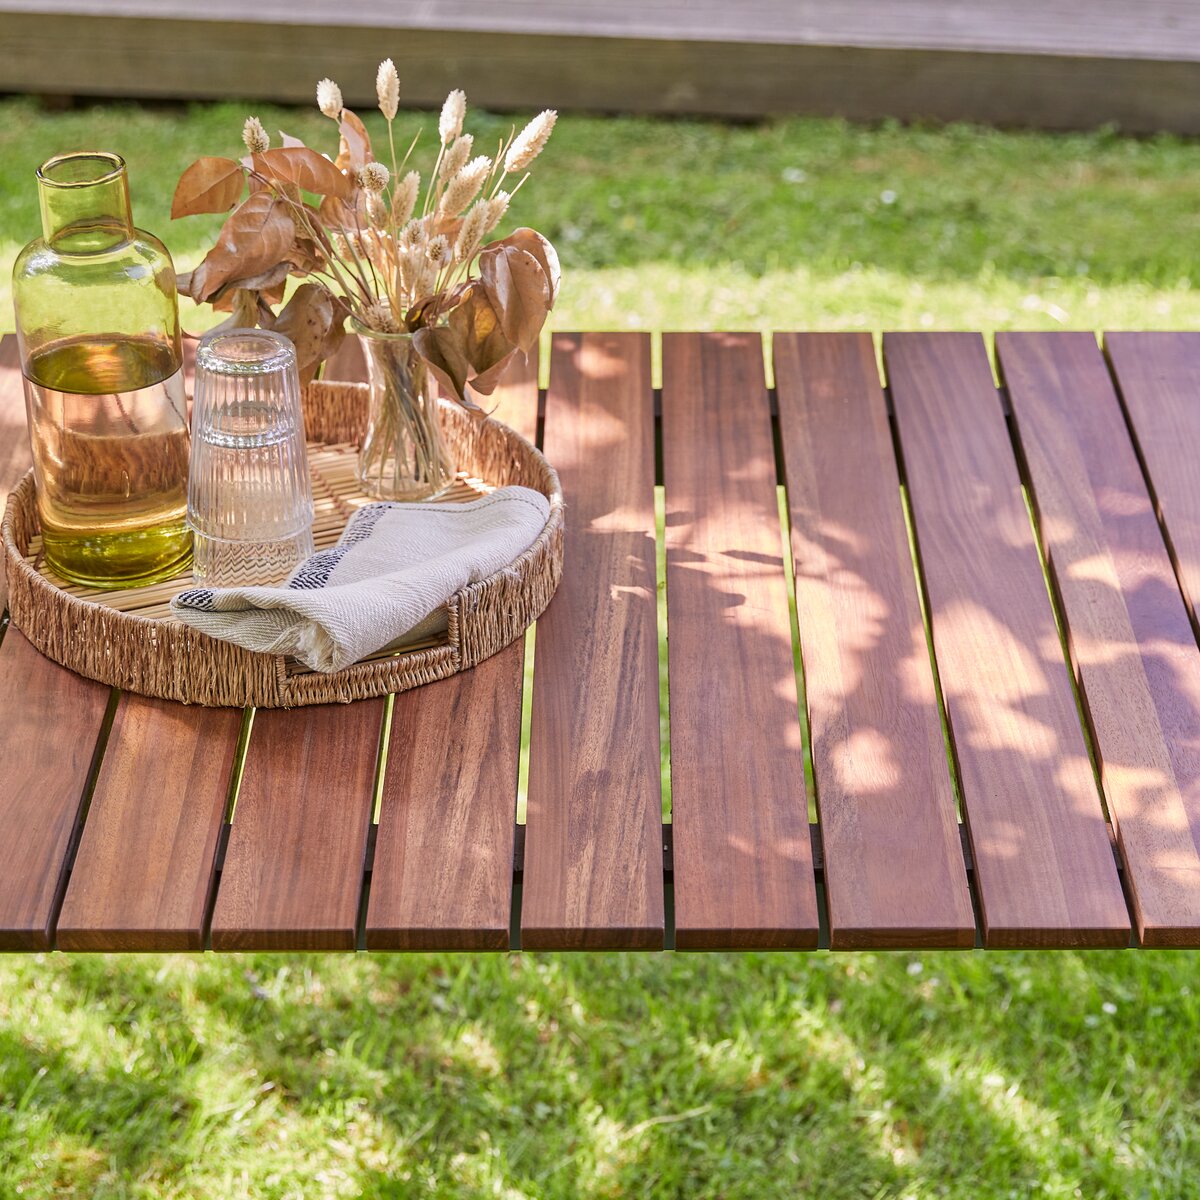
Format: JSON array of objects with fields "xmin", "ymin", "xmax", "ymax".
[{"xmin": 12, "ymin": 151, "xmax": 191, "ymax": 587}]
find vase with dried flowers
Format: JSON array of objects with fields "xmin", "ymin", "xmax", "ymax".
[{"xmin": 171, "ymin": 62, "xmax": 560, "ymax": 499}]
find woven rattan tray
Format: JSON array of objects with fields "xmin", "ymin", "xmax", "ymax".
[{"xmin": 2, "ymin": 379, "xmax": 563, "ymax": 708}]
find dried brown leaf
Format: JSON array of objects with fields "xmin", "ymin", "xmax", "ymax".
[
  {"xmin": 487, "ymin": 227, "xmax": 561, "ymax": 306},
  {"xmin": 265, "ymin": 282, "xmax": 337, "ymax": 384},
  {"xmin": 478, "ymin": 245, "xmax": 550, "ymax": 354},
  {"xmin": 171, "ymin": 156, "xmax": 244, "ymax": 218},
  {"xmin": 186, "ymin": 191, "xmax": 296, "ymax": 303},
  {"xmin": 335, "ymin": 110, "xmax": 373, "ymax": 173},
  {"xmin": 252, "ymin": 147, "xmax": 353, "ymax": 199}
]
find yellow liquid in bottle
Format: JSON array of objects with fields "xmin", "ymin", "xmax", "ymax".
[{"xmin": 22, "ymin": 336, "xmax": 192, "ymax": 586}]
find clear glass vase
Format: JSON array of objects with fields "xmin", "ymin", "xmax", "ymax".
[
  {"xmin": 355, "ymin": 323, "xmax": 455, "ymax": 501},
  {"xmin": 12, "ymin": 151, "xmax": 191, "ymax": 586}
]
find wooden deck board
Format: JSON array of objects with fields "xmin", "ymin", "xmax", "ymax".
[
  {"xmin": 998, "ymin": 331, "xmax": 1200, "ymax": 947},
  {"xmin": 775, "ymin": 332, "xmax": 975, "ymax": 949},
  {"xmin": 521, "ymin": 332, "xmax": 664, "ymax": 950},
  {"xmin": 663, "ymin": 332, "xmax": 819, "ymax": 949},
  {"xmin": 365, "ymin": 352, "xmax": 538, "ymax": 951},
  {"xmin": 56, "ymin": 697, "xmax": 240, "ymax": 952},
  {"xmin": 885, "ymin": 332, "xmax": 1129, "ymax": 948}
]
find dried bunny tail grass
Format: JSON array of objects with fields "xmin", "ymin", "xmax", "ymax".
[
  {"xmin": 400, "ymin": 241, "xmax": 429, "ymax": 292},
  {"xmin": 366, "ymin": 192, "xmax": 389, "ymax": 227},
  {"xmin": 455, "ymin": 199, "xmax": 490, "ymax": 263},
  {"xmin": 439, "ymin": 133, "xmax": 474, "ymax": 183},
  {"xmin": 317, "ymin": 77, "xmax": 344, "ymax": 119},
  {"xmin": 362, "ymin": 299, "xmax": 402, "ymax": 332},
  {"xmin": 242, "ymin": 115, "xmax": 269, "ymax": 154},
  {"xmin": 439, "ymin": 155, "xmax": 491, "ymax": 216},
  {"xmin": 485, "ymin": 190, "xmax": 511, "ymax": 233},
  {"xmin": 426, "ymin": 233, "xmax": 453, "ymax": 269},
  {"xmin": 505, "ymin": 109, "xmax": 557, "ymax": 172},
  {"xmin": 439, "ymin": 89, "xmax": 466, "ymax": 145},
  {"xmin": 376, "ymin": 58, "xmax": 400, "ymax": 120},
  {"xmin": 357, "ymin": 161, "xmax": 391, "ymax": 193},
  {"xmin": 400, "ymin": 216, "xmax": 428, "ymax": 248},
  {"xmin": 392, "ymin": 170, "xmax": 420, "ymax": 226}
]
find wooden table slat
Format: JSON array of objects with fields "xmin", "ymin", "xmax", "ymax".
[
  {"xmin": 884, "ymin": 332, "xmax": 1129, "ymax": 948},
  {"xmin": 521, "ymin": 332, "xmax": 664, "ymax": 949},
  {"xmin": 1105, "ymin": 333, "xmax": 1200, "ymax": 632},
  {"xmin": 55, "ymin": 697, "xmax": 241, "ymax": 951},
  {"xmin": 0, "ymin": 628, "xmax": 113, "ymax": 949},
  {"xmin": 365, "ymin": 351, "xmax": 538, "ymax": 950},
  {"xmin": 663, "ymin": 332, "xmax": 819, "ymax": 949},
  {"xmin": 209, "ymin": 700, "xmax": 384, "ymax": 950},
  {"xmin": 775, "ymin": 332, "xmax": 975, "ymax": 948},
  {"xmin": 997, "ymin": 331, "xmax": 1200, "ymax": 946}
]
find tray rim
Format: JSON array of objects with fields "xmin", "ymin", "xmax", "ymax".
[{"xmin": 2, "ymin": 384, "xmax": 563, "ymax": 708}]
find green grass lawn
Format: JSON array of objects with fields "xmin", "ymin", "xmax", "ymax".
[{"xmin": 2, "ymin": 97, "xmax": 1200, "ymax": 1199}]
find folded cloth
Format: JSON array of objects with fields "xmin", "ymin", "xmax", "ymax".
[{"xmin": 170, "ymin": 487, "xmax": 550, "ymax": 673}]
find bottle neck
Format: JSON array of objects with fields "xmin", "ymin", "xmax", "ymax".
[{"xmin": 37, "ymin": 152, "xmax": 134, "ymax": 254}]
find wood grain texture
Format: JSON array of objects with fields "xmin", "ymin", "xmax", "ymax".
[
  {"xmin": 367, "ymin": 650, "xmax": 522, "ymax": 950},
  {"xmin": 365, "ymin": 349, "xmax": 537, "ymax": 951},
  {"xmin": 775, "ymin": 333, "xmax": 975, "ymax": 948},
  {"xmin": 663, "ymin": 332, "xmax": 819, "ymax": 949},
  {"xmin": 5, "ymin": 6, "xmax": 1200, "ymax": 132},
  {"xmin": 1105, "ymin": 333, "xmax": 1200, "ymax": 634},
  {"xmin": 997, "ymin": 332, "xmax": 1200, "ymax": 947},
  {"xmin": 55, "ymin": 697, "xmax": 240, "ymax": 951},
  {"xmin": 884, "ymin": 332, "xmax": 1129, "ymax": 948},
  {"xmin": 209, "ymin": 701, "xmax": 383, "ymax": 950},
  {"xmin": 0, "ymin": 628, "xmax": 112, "ymax": 949},
  {"xmin": 521, "ymin": 332, "xmax": 664, "ymax": 949}
]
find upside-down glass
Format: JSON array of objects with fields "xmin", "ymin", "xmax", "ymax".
[{"xmin": 187, "ymin": 328, "xmax": 314, "ymax": 586}]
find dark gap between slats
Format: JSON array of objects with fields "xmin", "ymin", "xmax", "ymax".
[
  {"xmin": 1102, "ymin": 341, "xmax": 1200, "ymax": 654},
  {"xmin": 356, "ymin": 823, "xmax": 379, "ymax": 952},
  {"xmin": 772, "ymin": 394, "xmax": 819, "ymax": 826},
  {"xmin": 49, "ymin": 688, "xmax": 120, "ymax": 948},
  {"xmin": 662, "ymin": 823, "xmax": 675, "ymax": 951},
  {"xmin": 354, "ymin": 697, "xmax": 394, "ymax": 950},
  {"xmin": 510, "ymin": 823, "xmax": 525, "ymax": 950},
  {"xmin": 510, "ymin": 386, "xmax": 551, "ymax": 940},
  {"xmin": 202, "ymin": 707, "xmax": 255, "ymax": 950},
  {"xmin": 808, "ymin": 825, "xmax": 831, "ymax": 950},
  {"xmin": 653, "ymin": 370, "xmax": 673, "ymax": 947},
  {"xmin": 997, "ymin": 383, "xmax": 1112, "ymax": 825},
  {"xmin": 885, "ymin": 386, "xmax": 983, "ymax": 938}
]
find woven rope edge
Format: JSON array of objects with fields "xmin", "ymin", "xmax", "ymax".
[{"xmin": 3, "ymin": 382, "xmax": 562, "ymax": 708}]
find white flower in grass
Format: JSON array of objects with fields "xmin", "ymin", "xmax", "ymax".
[
  {"xmin": 376, "ymin": 58, "xmax": 400, "ymax": 120},
  {"xmin": 317, "ymin": 78, "xmax": 343, "ymax": 119},
  {"xmin": 242, "ymin": 115, "xmax": 269, "ymax": 155},
  {"xmin": 505, "ymin": 110, "xmax": 556, "ymax": 172},
  {"xmin": 439, "ymin": 89, "xmax": 466, "ymax": 145}
]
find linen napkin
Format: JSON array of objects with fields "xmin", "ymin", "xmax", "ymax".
[{"xmin": 170, "ymin": 487, "xmax": 550, "ymax": 673}]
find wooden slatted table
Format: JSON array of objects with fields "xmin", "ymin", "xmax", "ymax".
[{"xmin": 4, "ymin": 329, "xmax": 1200, "ymax": 953}]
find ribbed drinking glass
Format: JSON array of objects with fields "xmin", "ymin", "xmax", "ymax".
[{"xmin": 187, "ymin": 328, "xmax": 314, "ymax": 586}]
